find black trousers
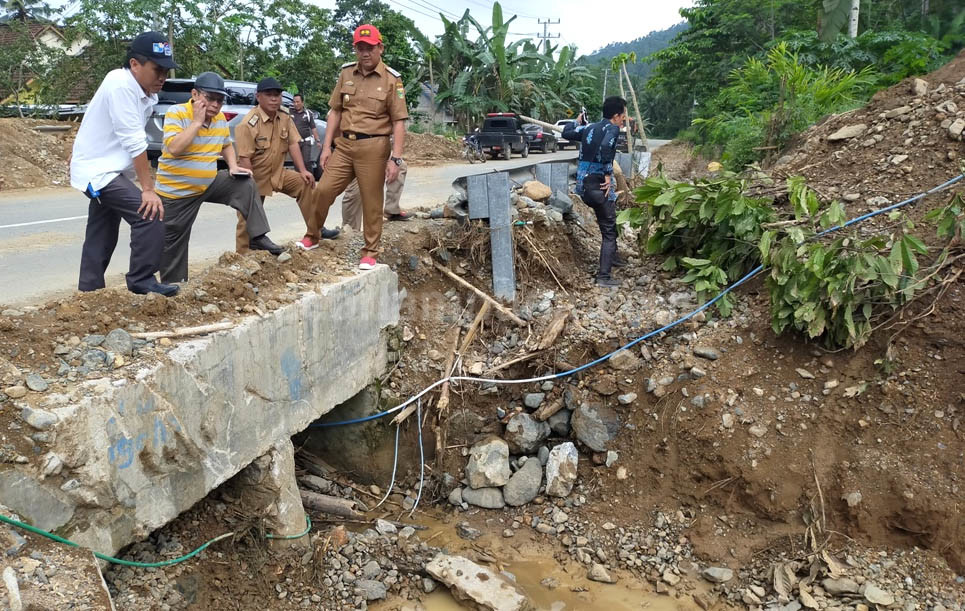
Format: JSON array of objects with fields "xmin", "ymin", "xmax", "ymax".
[
  {"xmin": 78, "ymin": 175, "xmax": 164, "ymax": 293},
  {"xmin": 583, "ymin": 174, "xmax": 617, "ymax": 280},
  {"xmin": 160, "ymin": 171, "xmax": 270, "ymax": 283}
]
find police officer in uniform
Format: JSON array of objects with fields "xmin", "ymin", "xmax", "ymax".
[
  {"xmin": 291, "ymin": 93, "xmax": 322, "ymax": 175},
  {"xmin": 309, "ymin": 24, "xmax": 408, "ymax": 269},
  {"xmin": 234, "ymin": 77, "xmax": 337, "ymax": 253}
]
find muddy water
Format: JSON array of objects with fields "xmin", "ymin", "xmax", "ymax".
[{"xmin": 373, "ymin": 513, "xmax": 701, "ymax": 611}]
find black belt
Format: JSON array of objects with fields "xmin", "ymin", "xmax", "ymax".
[{"xmin": 342, "ymin": 132, "xmax": 390, "ymax": 140}]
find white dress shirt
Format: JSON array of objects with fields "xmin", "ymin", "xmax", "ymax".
[{"xmin": 70, "ymin": 68, "xmax": 157, "ymax": 193}]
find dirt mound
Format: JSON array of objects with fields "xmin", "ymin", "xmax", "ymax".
[
  {"xmin": 771, "ymin": 48, "xmax": 965, "ymax": 222},
  {"xmin": 0, "ymin": 118, "xmax": 77, "ymax": 191},
  {"xmin": 650, "ymin": 140, "xmax": 715, "ymax": 182},
  {"xmin": 404, "ymin": 132, "xmax": 462, "ymax": 164}
]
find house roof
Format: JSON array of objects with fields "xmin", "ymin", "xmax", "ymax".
[{"xmin": 0, "ymin": 22, "xmax": 63, "ymax": 47}]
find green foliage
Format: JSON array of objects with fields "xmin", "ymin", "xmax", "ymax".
[
  {"xmin": 430, "ymin": 2, "xmax": 597, "ymax": 130},
  {"xmin": 818, "ymin": 0, "xmax": 854, "ymax": 42},
  {"xmin": 690, "ymin": 42, "xmax": 875, "ymax": 170},
  {"xmin": 619, "ymin": 172, "xmax": 958, "ymax": 350},
  {"xmin": 0, "ymin": 19, "xmax": 73, "ymax": 113},
  {"xmin": 617, "ymin": 172, "xmax": 775, "ymax": 315},
  {"xmin": 644, "ymin": 0, "xmax": 961, "ymax": 138},
  {"xmin": 924, "ymin": 193, "xmax": 965, "ymax": 241},
  {"xmin": 780, "ymin": 29, "xmax": 950, "ymax": 88},
  {"xmin": 763, "ymin": 181, "xmax": 932, "ymax": 349}
]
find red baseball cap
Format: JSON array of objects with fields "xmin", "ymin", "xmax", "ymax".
[{"xmin": 353, "ymin": 24, "xmax": 382, "ymax": 45}]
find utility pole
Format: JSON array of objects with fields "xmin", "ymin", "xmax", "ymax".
[
  {"xmin": 602, "ymin": 68, "xmax": 608, "ymax": 103},
  {"xmin": 537, "ymin": 18, "xmax": 560, "ymax": 53}
]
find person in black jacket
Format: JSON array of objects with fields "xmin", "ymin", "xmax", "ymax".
[{"xmin": 562, "ymin": 96, "xmax": 628, "ymax": 287}]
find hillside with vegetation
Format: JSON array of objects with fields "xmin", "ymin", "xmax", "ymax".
[
  {"xmin": 644, "ymin": 0, "xmax": 965, "ymax": 157},
  {"xmin": 581, "ymin": 22, "xmax": 688, "ymax": 81}
]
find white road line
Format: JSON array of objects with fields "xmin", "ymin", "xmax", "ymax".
[{"xmin": 0, "ymin": 215, "xmax": 87, "ymax": 230}]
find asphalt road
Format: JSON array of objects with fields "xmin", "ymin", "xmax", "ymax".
[{"xmin": 0, "ymin": 142, "xmax": 667, "ymax": 306}]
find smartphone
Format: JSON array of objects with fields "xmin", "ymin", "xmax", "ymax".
[{"xmin": 230, "ymin": 171, "xmax": 251, "ymax": 179}]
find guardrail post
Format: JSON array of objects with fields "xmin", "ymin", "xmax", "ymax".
[{"xmin": 466, "ymin": 172, "xmax": 516, "ymax": 302}]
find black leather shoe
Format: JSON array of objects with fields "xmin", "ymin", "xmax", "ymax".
[
  {"xmin": 595, "ymin": 276, "xmax": 620, "ymax": 288},
  {"xmin": 386, "ymin": 212, "xmax": 411, "ymax": 221},
  {"xmin": 321, "ymin": 227, "xmax": 340, "ymax": 240},
  {"xmin": 133, "ymin": 282, "xmax": 179, "ymax": 297},
  {"xmin": 250, "ymin": 234, "xmax": 284, "ymax": 256}
]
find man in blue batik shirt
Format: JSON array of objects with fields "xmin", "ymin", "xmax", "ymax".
[{"xmin": 562, "ymin": 96, "xmax": 627, "ymax": 287}]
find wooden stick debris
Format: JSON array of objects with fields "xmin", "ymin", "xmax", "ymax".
[
  {"xmin": 533, "ymin": 398, "xmax": 565, "ymax": 422},
  {"xmin": 391, "ymin": 327, "xmax": 459, "ymax": 425},
  {"xmin": 299, "ymin": 490, "xmax": 363, "ymax": 520},
  {"xmin": 459, "ymin": 301, "xmax": 492, "ymax": 356},
  {"xmin": 536, "ymin": 308, "xmax": 571, "ymax": 350},
  {"xmin": 131, "ymin": 321, "xmax": 234, "ymax": 340},
  {"xmin": 484, "ymin": 349, "xmax": 548, "ymax": 376},
  {"xmin": 432, "ymin": 262, "xmax": 526, "ymax": 327}
]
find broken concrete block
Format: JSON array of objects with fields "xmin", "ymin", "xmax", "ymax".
[{"xmin": 426, "ymin": 554, "xmax": 532, "ymax": 611}]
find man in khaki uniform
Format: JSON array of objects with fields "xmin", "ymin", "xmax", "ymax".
[
  {"xmin": 341, "ymin": 157, "xmax": 408, "ymax": 231},
  {"xmin": 309, "ymin": 24, "xmax": 407, "ymax": 269},
  {"xmin": 234, "ymin": 77, "xmax": 337, "ymax": 253}
]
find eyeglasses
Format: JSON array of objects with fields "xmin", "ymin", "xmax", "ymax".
[{"xmin": 201, "ymin": 92, "xmax": 225, "ymax": 105}]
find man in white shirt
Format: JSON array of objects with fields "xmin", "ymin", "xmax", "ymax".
[{"xmin": 70, "ymin": 31, "xmax": 180, "ymax": 297}]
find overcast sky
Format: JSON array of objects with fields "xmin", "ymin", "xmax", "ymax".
[{"xmin": 310, "ymin": 0, "xmax": 695, "ymax": 57}]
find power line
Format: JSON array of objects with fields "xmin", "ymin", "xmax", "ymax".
[
  {"xmin": 463, "ymin": 0, "xmax": 541, "ymax": 20},
  {"xmin": 384, "ymin": 0, "xmax": 445, "ymax": 22},
  {"xmin": 406, "ymin": 0, "xmax": 460, "ymax": 20}
]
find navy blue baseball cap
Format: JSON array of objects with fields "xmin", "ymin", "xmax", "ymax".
[
  {"xmin": 129, "ymin": 31, "xmax": 180, "ymax": 70},
  {"xmin": 257, "ymin": 77, "xmax": 284, "ymax": 93}
]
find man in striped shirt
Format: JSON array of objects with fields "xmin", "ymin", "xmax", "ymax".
[{"xmin": 156, "ymin": 72, "xmax": 283, "ymax": 283}]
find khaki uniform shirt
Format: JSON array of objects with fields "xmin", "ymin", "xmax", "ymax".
[
  {"xmin": 234, "ymin": 106, "xmax": 301, "ymax": 197},
  {"xmin": 328, "ymin": 61, "xmax": 409, "ymax": 135}
]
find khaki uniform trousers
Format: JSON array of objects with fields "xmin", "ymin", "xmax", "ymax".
[
  {"xmin": 235, "ymin": 169, "xmax": 315, "ymax": 253},
  {"xmin": 310, "ymin": 136, "xmax": 390, "ymax": 258},
  {"xmin": 341, "ymin": 160, "xmax": 407, "ymax": 231}
]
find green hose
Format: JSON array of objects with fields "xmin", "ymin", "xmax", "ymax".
[{"xmin": 0, "ymin": 513, "xmax": 311, "ymax": 567}]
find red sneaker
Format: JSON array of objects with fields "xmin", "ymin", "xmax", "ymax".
[
  {"xmin": 359, "ymin": 256, "xmax": 377, "ymax": 270},
  {"xmin": 295, "ymin": 236, "xmax": 318, "ymax": 251}
]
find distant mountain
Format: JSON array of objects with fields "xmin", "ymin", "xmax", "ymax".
[{"xmin": 581, "ymin": 22, "xmax": 689, "ymax": 81}]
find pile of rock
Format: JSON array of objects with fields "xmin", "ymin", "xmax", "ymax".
[
  {"xmin": 434, "ymin": 178, "xmax": 575, "ymax": 227},
  {"xmin": 449, "ymin": 436, "xmax": 579, "ymax": 510},
  {"xmin": 774, "ymin": 71, "xmax": 965, "ymax": 225},
  {"xmin": 718, "ymin": 544, "xmax": 965, "ymax": 611}
]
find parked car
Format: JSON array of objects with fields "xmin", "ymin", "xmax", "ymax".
[
  {"xmin": 554, "ymin": 119, "xmax": 578, "ymax": 148},
  {"xmin": 476, "ymin": 112, "xmax": 528, "ymax": 160},
  {"xmin": 522, "ymin": 124, "xmax": 558, "ymax": 153},
  {"xmin": 146, "ymin": 78, "xmax": 326, "ymax": 170}
]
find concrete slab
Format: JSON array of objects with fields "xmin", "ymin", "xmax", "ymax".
[{"xmin": 0, "ymin": 267, "xmax": 399, "ymax": 556}]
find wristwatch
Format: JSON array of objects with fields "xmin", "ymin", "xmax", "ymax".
[{"xmin": 389, "ymin": 155, "xmax": 403, "ymax": 166}]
